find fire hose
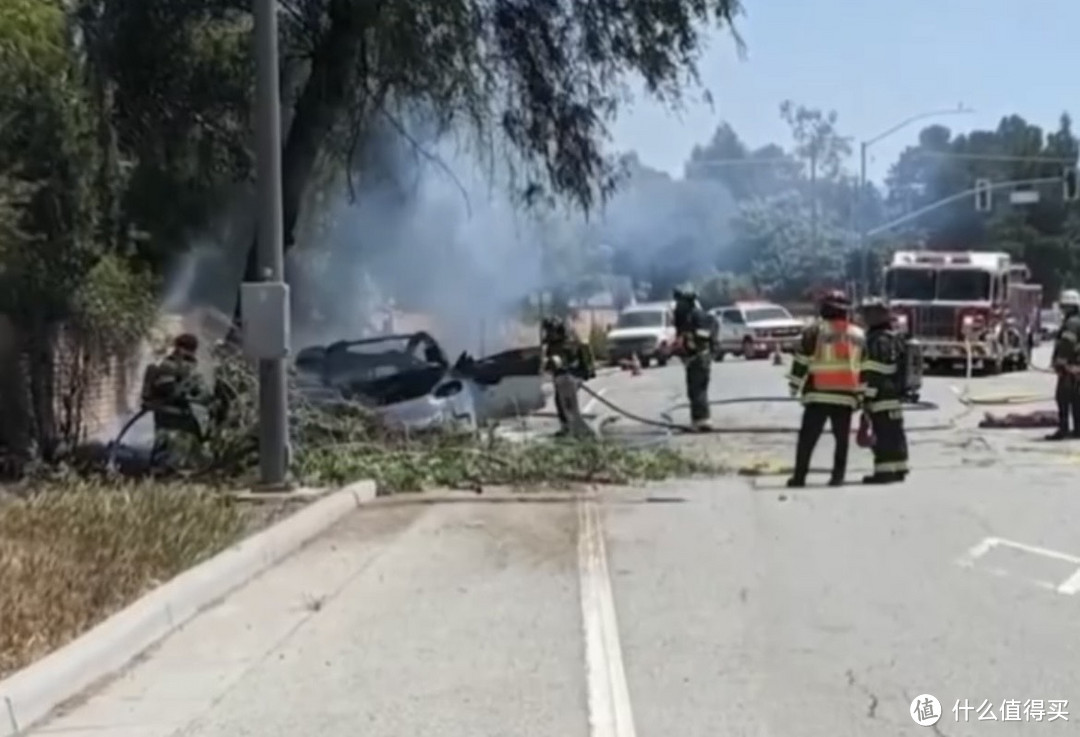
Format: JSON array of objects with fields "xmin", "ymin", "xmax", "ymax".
[
  {"xmin": 577, "ymin": 384, "xmax": 955, "ymax": 435},
  {"xmin": 574, "ymin": 338, "xmax": 1059, "ymax": 436}
]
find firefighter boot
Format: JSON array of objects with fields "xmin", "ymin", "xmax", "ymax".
[
  {"xmin": 861, "ymin": 472, "xmax": 901, "ymax": 485},
  {"xmin": 692, "ymin": 418, "xmax": 713, "ymax": 432},
  {"xmin": 786, "ymin": 476, "xmax": 806, "ymax": 489}
]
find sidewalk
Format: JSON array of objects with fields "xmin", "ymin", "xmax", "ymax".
[{"xmin": 26, "ymin": 501, "xmax": 587, "ymax": 737}]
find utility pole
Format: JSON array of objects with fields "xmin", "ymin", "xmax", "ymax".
[
  {"xmin": 248, "ymin": 0, "xmax": 290, "ymax": 488},
  {"xmin": 857, "ymin": 106, "xmax": 974, "ymax": 298},
  {"xmin": 809, "ymin": 149, "xmax": 818, "ymax": 252}
]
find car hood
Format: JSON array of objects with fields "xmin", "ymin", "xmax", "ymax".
[
  {"xmin": 748, "ymin": 318, "xmax": 803, "ymax": 330},
  {"xmin": 607, "ymin": 328, "xmax": 664, "ymax": 341},
  {"xmin": 380, "ymin": 391, "xmax": 475, "ymax": 431}
]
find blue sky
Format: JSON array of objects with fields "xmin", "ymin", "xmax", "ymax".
[{"xmin": 609, "ymin": 0, "xmax": 1078, "ymax": 185}]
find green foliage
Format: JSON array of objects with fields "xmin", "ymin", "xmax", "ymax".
[
  {"xmin": 71, "ymin": 255, "xmax": 157, "ymax": 351},
  {"xmin": 297, "ymin": 434, "xmax": 717, "ymax": 494}
]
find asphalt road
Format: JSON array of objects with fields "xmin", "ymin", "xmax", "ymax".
[{"xmin": 26, "ymin": 347, "xmax": 1080, "ymax": 737}]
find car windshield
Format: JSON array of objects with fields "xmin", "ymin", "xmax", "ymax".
[
  {"xmin": 744, "ymin": 306, "xmax": 791, "ymax": 323},
  {"xmin": 885, "ymin": 268, "xmax": 936, "ymax": 300},
  {"xmin": 936, "ymin": 269, "xmax": 991, "ymax": 301},
  {"xmin": 616, "ymin": 310, "xmax": 664, "ymax": 328}
]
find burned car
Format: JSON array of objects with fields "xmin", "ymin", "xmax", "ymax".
[{"xmin": 293, "ymin": 331, "xmax": 544, "ymax": 431}]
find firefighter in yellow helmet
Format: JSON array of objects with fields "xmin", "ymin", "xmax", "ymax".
[
  {"xmin": 785, "ymin": 289, "xmax": 865, "ymax": 487},
  {"xmin": 1047, "ymin": 289, "xmax": 1080, "ymax": 440}
]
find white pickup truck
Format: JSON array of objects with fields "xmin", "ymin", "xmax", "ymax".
[
  {"xmin": 710, "ymin": 301, "xmax": 805, "ymax": 360},
  {"xmin": 605, "ymin": 302, "xmax": 677, "ymax": 368}
]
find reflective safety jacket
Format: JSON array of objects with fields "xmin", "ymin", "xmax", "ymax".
[
  {"xmin": 860, "ymin": 327, "xmax": 904, "ymax": 413},
  {"xmin": 787, "ymin": 318, "xmax": 865, "ymax": 408},
  {"xmin": 1052, "ymin": 314, "xmax": 1080, "ymax": 374}
]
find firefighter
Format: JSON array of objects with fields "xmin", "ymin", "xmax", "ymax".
[
  {"xmin": 673, "ymin": 286, "xmax": 715, "ymax": 431},
  {"xmin": 858, "ymin": 299, "xmax": 910, "ymax": 484},
  {"xmin": 139, "ymin": 333, "xmax": 212, "ymax": 471},
  {"xmin": 786, "ymin": 289, "xmax": 865, "ymax": 488},
  {"xmin": 1046, "ymin": 289, "xmax": 1080, "ymax": 441},
  {"xmin": 540, "ymin": 316, "xmax": 596, "ymax": 437}
]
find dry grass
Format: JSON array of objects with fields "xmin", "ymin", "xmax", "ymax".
[{"xmin": 0, "ymin": 481, "xmax": 252, "ymax": 679}]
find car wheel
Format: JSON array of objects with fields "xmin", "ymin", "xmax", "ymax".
[
  {"xmin": 741, "ymin": 337, "xmax": 753, "ymax": 358},
  {"xmin": 713, "ymin": 351, "xmax": 726, "ymax": 362},
  {"xmin": 639, "ymin": 355, "xmax": 652, "ymax": 369},
  {"xmin": 656, "ymin": 355, "xmax": 669, "ymax": 367}
]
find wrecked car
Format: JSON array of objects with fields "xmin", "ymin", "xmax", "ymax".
[{"xmin": 293, "ymin": 331, "xmax": 544, "ymax": 431}]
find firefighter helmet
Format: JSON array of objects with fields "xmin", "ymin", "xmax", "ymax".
[
  {"xmin": 540, "ymin": 316, "xmax": 566, "ymax": 341},
  {"xmin": 1060, "ymin": 290, "xmax": 1080, "ymax": 308},
  {"xmin": 672, "ymin": 284, "xmax": 697, "ymax": 302},
  {"xmin": 859, "ymin": 299, "xmax": 890, "ymax": 327},
  {"xmin": 173, "ymin": 333, "xmax": 199, "ymax": 354},
  {"xmin": 820, "ymin": 289, "xmax": 851, "ymax": 310}
]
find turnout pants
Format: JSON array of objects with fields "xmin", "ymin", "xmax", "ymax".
[
  {"xmin": 1054, "ymin": 373, "xmax": 1080, "ymax": 435},
  {"xmin": 552, "ymin": 373, "xmax": 594, "ymax": 439},
  {"xmin": 684, "ymin": 352, "xmax": 712, "ymax": 423},
  {"xmin": 868, "ymin": 408, "xmax": 909, "ymax": 477},
  {"xmin": 793, "ymin": 403, "xmax": 853, "ymax": 482}
]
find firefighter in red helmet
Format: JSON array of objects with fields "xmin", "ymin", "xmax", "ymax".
[{"xmin": 785, "ymin": 289, "xmax": 865, "ymax": 487}]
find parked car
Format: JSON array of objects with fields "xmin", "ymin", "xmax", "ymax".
[
  {"xmin": 294, "ymin": 331, "xmax": 544, "ymax": 431},
  {"xmin": 710, "ymin": 301, "xmax": 804, "ymax": 361},
  {"xmin": 605, "ymin": 302, "xmax": 677, "ymax": 368}
]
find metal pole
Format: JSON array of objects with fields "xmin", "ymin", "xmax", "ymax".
[
  {"xmin": 253, "ymin": 0, "xmax": 289, "ymax": 486},
  {"xmin": 866, "ymin": 175, "xmax": 1063, "ymax": 238},
  {"xmin": 809, "ymin": 150, "xmax": 818, "ymax": 253},
  {"xmin": 858, "ymin": 142, "xmax": 868, "ymax": 298}
]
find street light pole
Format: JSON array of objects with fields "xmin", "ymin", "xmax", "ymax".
[
  {"xmin": 857, "ymin": 105, "xmax": 974, "ymax": 298},
  {"xmin": 253, "ymin": 0, "xmax": 289, "ymax": 487}
]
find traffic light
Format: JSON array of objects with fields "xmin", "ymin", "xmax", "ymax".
[
  {"xmin": 974, "ymin": 178, "xmax": 992, "ymax": 212},
  {"xmin": 1064, "ymin": 167, "xmax": 1079, "ymax": 202}
]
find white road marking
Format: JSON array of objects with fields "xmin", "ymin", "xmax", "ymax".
[
  {"xmin": 1056, "ymin": 569, "xmax": 1080, "ymax": 595},
  {"xmin": 956, "ymin": 536, "xmax": 1080, "ymax": 596},
  {"xmin": 578, "ymin": 499, "xmax": 637, "ymax": 737}
]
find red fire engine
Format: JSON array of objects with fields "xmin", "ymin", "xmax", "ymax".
[{"xmin": 882, "ymin": 250, "xmax": 1043, "ymax": 374}]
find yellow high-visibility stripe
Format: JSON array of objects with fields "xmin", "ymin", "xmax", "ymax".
[
  {"xmin": 874, "ymin": 460, "xmax": 908, "ymax": 473},
  {"xmin": 802, "ymin": 391, "xmax": 859, "ymax": 408},
  {"xmin": 868, "ymin": 399, "xmax": 903, "ymax": 412},
  {"xmin": 860, "ymin": 360, "xmax": 895, "ymax": 374}
]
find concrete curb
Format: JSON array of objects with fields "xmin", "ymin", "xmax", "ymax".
[{"xmin": 0, "ymin": 479, "xmax": 376, "ymax": 737}]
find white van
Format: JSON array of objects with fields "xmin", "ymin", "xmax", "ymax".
[{"xmin": 605, "ymin": 302, "xmax": 677, "ymax": 368}]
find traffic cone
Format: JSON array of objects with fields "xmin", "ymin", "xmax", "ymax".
[{"xmin": 630, "ymin": 353, "xmax": 641, "ymax": 376}]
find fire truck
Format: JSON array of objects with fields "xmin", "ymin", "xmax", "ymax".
[{"xmin": 882, "ymin": 251, "xmax": 1043, "ymax": 374}]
